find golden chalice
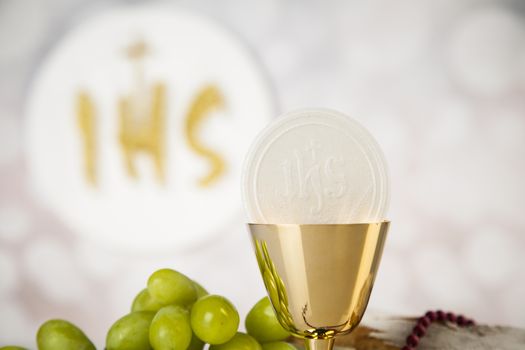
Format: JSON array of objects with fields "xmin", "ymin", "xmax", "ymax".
[{"xmin": 248, "ymin": 222, "xmax": 389, "ymax": 350}]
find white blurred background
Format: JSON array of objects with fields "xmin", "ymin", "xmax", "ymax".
[{"xmin": 1, "ymin": 0, "xmax": 525, "ymax": 347}]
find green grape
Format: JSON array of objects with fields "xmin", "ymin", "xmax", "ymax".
[
  {"xmin": 190, "ymin": 295, "xmax": 239, "ymax": 344},
  {"xmin": 209, "ymin": 333, "xmax": 262, "ymax": 350},
  {"xmin": 187, "ymin": 333, "xmax": 205, "ymax": 350},
  {"xmin": 261, "ymin": 341, "xmax": 296, "ymax": 350},
  {"xmin": 149, "ymin": 305, "xmax": 192, "ymax": 350},
  {"xmin": 106, "ymin": 311, "xmax": 155, "ymax": 350},
  {"xmin": 36, "ymin": 319, "xmax": 95, "ymax": 350},
  {"xmin": 147, "ymin": 269, "xmax": 197, "ymax": 306},
  {"xmin": 245, "ymin": 297, "xmax": 290, "ymax": 342},
  {"xmin": 193, "ymin": 280, "xmax": 208, "ymax": 299},
  {"xmin": 132, "ymin": 288, "xmax": 164, "ymax": 312},
  {"xmin": 0, "ymin": 346, "xmax": 27, "ymax": 350}
]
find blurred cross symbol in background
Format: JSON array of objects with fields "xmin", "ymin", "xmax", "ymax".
[
  {"xmin": 119, "ymin": 39, "xmax": 166, "ymax": 183},
  {"xmin": 75, "ymin": 39, "xmax": 227, "ymax": 188}
]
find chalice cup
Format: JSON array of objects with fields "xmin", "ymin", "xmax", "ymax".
[{"xmin": 248, "ymin": 222, "xmax": 389, "ymax": 350}]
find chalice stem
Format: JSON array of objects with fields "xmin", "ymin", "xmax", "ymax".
[{"xmin": 305, "ymin": 338, "xmax": 335, "ymax": 350}]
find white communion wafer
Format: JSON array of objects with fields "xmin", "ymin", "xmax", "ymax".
[{"xmin": 242, "ymin": 108, "xmax": 389, "ymax": 224}]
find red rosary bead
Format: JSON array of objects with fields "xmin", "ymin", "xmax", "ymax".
[
  {"xmin": 425, "ymin": 311, "xmax": 437, "ymax": 322},
  {"xmin": 403, "ymin": 310, "xmax": 475, "ymax": 349},
  {"xmin": 436, "ymin": 310, "xmax": 445, "ymax": 321},
  {"xmin": 413, "ymin": 324, "xmax": 426, "ymax": 337},
  {"xmin": 457, "ymin": 315, "xmax": 466, "ymax": 326},
  {"xmin": 425, "ymin": 311, "xmax": 437, "ymax": 321},
  {"xmin": 407, "ymin": 334, "xmax": 419, "ymax": 347},
  {"xmin": 418, "ymin": 316, "xmax": 431, "ymax": 328}
]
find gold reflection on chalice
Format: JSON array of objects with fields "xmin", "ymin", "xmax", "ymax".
[{"xmin": 248, "ymin": 222, "xmax": 389, "ymax": 350}]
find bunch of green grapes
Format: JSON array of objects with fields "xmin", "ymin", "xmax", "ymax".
[{"xmin": 1, "ymin": 268, "xmax": 294, "ymax": 350}]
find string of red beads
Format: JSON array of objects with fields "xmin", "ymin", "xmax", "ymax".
[{"xmin": 401, "ymin": 310, "xmax": 475, "ymax": 350}]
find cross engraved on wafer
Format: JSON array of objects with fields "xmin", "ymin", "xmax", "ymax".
[{"xmin": 279, "ymin": 139, "xmax": 348, "ymax": 216}]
